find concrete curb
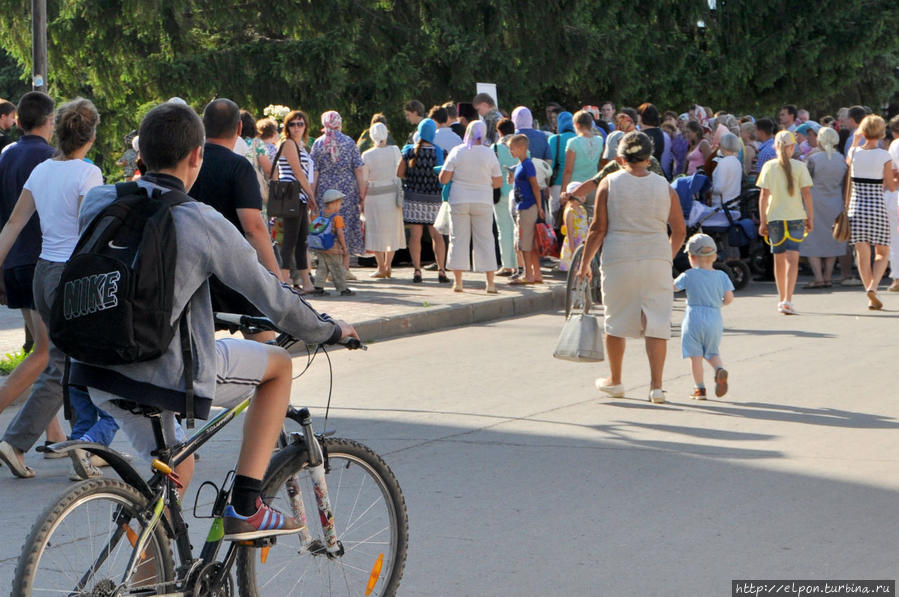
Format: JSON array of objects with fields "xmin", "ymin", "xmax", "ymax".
[
  {"xmin": 352, "ymin": 285, "xmax": 566, "ymax": 343},
  {"xmin": 7, "ymin": 285, "xmax": 568, "ymax": 404}
]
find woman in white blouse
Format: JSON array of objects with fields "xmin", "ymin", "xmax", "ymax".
[{"xmin": 438, "ymin": 121, "xmax": 503, "ymax": 293}]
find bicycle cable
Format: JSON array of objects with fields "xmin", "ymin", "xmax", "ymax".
[{"xmin": 287, "ymin": 340, "xmax": 335, "ymax": 434}]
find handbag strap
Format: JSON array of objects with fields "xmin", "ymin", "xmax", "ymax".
[
  {"xmin": 842, "ymin": 166, "xmax": 852, "ymax": 210},
  {"xmin": 270, "ymin": 141, "xmax": 286, "ymax": 179},
  {"xmin": 271, "ymin": 140, "xmax": 308, "ymax": 188}
]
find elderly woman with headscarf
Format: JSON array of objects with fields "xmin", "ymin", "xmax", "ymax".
[
  {"xmin": 576, "ymin": 132, "xmax": 686, "ymax": 404},
  {"xmin": 511, "ymin": 106, "xmax": 551, "ymax": 162},
  {"xmin": 438, "ymin": 120, "xmax": 504, "ymax": 293},
  {"xmin": 362, "ymin": 123, "xmax": 406, "ymax": 278},
  {"xmin": 710, "ymin": 133, "xmax": 743, "ymax": 210},
  {"xmin": 799, "ymin": 126, "xmax": 848, "ymax": 287},
  {"xmin": 397, "ymin": 118, "xmax": 448, "ymax": 283},
  {"xmin": 311, "ymin": 110, "xmax": 366, "ymax": 277}
]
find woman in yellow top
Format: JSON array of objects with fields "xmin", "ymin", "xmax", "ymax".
[{"xmin": 757, "ymin": 131, "xmax": 813, "ymax": 315}]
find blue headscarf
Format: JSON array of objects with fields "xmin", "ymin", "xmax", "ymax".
[
  {"xmin": 417, "ymin": 118, "xmax": 437, "ymax": 143},
  {"xmin": 556, "ymin": 111, "xmax": 574, "ymax": 134}
]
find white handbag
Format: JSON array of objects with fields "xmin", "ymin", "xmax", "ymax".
[{"xmin": 553, "ymin": 281, "xmax": 604, "ymax": 362}]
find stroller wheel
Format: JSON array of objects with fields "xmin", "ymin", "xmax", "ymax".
[
  {"xmin": 713, "ymin": 261, "xmax": 735, "ymax": 283},
  {"xmin": 725, "ymin": 259, "xmax": 751, "ymax": 291}
]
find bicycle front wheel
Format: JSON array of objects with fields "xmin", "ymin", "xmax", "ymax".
[
  {"xmin": 13, "ymin": 478, "xmax": 174, "ymax": 596},
  {"xmin": 236, "ymin": 437, "xmax": 408, "ymax": 597}
]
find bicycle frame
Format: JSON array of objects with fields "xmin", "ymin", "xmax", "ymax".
[{"xmin": 72, "ymin": 395, "xmax": 343, "ymax": 594}]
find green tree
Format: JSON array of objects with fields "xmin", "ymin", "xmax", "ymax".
[{"xmin": 0, "ymin": 0, "xmax": 894, "ymax": 178}]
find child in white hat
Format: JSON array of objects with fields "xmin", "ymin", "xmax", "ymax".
[{"xmin": 673, "ymin": 233, "xmax": 734, "ymax": 399}]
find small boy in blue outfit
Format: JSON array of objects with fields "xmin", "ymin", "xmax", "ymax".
[{"xmin": 673, "ymin": 233, "xmax": 734, "ymax": 399}]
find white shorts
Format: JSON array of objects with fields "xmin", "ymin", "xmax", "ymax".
[{"xmin": 89, "ymin": 338, "xmax": 270, "ymax": 463}]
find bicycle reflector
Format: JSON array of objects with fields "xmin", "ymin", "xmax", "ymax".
[{"xmin": 366, "ymin": 553, "xmax": 384, "ymax": 595}]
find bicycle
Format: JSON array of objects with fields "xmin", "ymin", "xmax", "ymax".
[
  {"xmin": 12, "ymin": 313, "xmax": 409, "ymax": 596},
  {"xmin": 564, "ymin": 243, "xmax": 602, "ymax": 317}
]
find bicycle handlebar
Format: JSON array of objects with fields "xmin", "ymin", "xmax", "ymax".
[{"xmin": 213, "ymin": 312, "xmax": 366, "ymax": 350}]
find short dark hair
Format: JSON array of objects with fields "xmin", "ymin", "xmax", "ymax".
[
  {"xmin": 756, "ymin": 117, "xmax": 776, "ymax": 136},
  {"xmin": 403, "ymin": 100, "xmax": 425, "ymax": 117},
  {"xmin": 619, "ymin": 107, "xmax": 638, "ymax": 124},
  {"xmin": 428, "ymin": 106, "xmax": 448, "ymax": 124},
  {"xmin": 16, "ymin": 91, "xmax": 54, "ymax": 131},
  {"xmin": 442, "ymin": 101, "xmax": 457, "ymax": 119},
  {"xmin": 848, "ymin": 105, "xmax": 867, "ymax": 126},
  {"xmin": 619, "ymin": 131, "xmax": 654, "ymax": 163},
  {"xmin": 637, "ymin": 103, "xmax": 660, "ymax": 126},
  {"xmin": 239, "ymin": 110, "xmax": 256, "ymax": 140},
  {"xmin": 780, "ymin": 104, "xmax": 797, "ymax": 118},
  {"xmin": 0, "ymin": 99, "xmax": 15, "ymax": 117},
  {"xmin": 370, "ymin": 112, "xmax": 388, "ymax": 126},
  {"xmin": 202, "ymin": 98, "xmax": 240, "ymax": 138},
  {"xmin": 497, "ymin": 117, "xmax": 515, "ymax": 137},
  {"xmin": 473, "ymin": 92, "xmax": 495, "ymax": 108},
  {"xmin": 139, "ymin": 102, "xmax": 205, "ymax": 172}
]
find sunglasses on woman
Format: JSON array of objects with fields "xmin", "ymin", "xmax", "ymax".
[{"xmin": 288, "ymin": 121, "xmax": 305, "ymax": 128}]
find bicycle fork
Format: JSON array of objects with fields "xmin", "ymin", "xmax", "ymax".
[{"xmin": 284, "ymin": 408, "xmax": 341, "ymax": 555}]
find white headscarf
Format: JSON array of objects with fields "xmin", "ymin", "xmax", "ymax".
[{"xmin": 370, "ymin": 122, "xmax": 389, "ymax": 147}]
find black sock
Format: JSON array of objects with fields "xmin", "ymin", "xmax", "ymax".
[{"xmin": 232, "ymin": 474, "xmax": 263, "ymax": 516}]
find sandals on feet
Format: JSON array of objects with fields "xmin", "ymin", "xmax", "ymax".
[
  {"xmin": 0, "ymin": 440, "xmax": 34, "ymax": 478},
  {"xmin": 867, "ymin": 290, "xmax": 883, "ymax": 310},
  {"xmin": 412, "ymin": 269, "xmax": 422, "ymax": 284},
  {"xmin": 438, "ymin": 271, "xmax": 451, "ymax": 284}
]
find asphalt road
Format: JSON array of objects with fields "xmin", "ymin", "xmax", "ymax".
[{"xmin": 1, "ymin": 282, "xmax": 898, "ymax": 595}]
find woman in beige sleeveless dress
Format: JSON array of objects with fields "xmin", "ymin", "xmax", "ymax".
[
  {"xmin": 576, "ymin": 132, "xmax": 686, "ymax": 404},
  {"xmin": 362, "ymin": 123, "xmax": 406, "ymax": 277}
]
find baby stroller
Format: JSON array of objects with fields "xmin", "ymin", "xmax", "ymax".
[{"xmin": 671, "ymin": 174, "xmax": 755, "ymax": 290}]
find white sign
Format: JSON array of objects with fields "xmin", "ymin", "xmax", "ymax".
[{"xmin": 476, "ymin": 83, "xmax": 498, "ymax": 110}]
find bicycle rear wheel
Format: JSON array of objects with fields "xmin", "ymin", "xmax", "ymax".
[
  {"xmin": 13, "ymin": 478, "xmax": 174, "ymax": 596},
  {"xmin": 236, "ymin": 437, "xmax": 408, "ymax": 597},
  {"xmin": 565, "ymin": 244, "xmax": 592, "ymax": 317}
]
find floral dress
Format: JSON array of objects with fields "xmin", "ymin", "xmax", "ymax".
[
  {"xmin": 311, "ymin": 132, "xmax": 365, "ymax": 255},
  {"xmin": 559, "ymin": 201, "xmax": 588, "ymax": 271}
]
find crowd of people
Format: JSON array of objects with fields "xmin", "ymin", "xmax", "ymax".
[{"xmin": 0, "ymin": 88, "xmax": 896, "ymax": 480}]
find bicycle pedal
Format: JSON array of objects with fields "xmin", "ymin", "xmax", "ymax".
[{"xmin": 236, "ymin": 536, "xmax": 278, "ymax": 548}]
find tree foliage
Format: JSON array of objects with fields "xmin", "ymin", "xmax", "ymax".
[{"xmin": 0, "ymin": 0, "xmax": 895, "ymax": 177}]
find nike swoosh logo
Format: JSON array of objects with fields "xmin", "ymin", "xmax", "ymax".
[{"xmin": 108, "ymin": 241, "xmax": 128, "ymax": 250}]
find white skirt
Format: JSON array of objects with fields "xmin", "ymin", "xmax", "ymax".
[
  {"xmin": 365, "ymin": 186, "xmax": 407, "ymax": 252},
  {"xmin": 600, "ymin": 259, "xmax": 672, "ymax": 339}
]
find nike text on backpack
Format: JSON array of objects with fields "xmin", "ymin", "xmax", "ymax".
[{"xmin": 49, "ymin": 182, "xmax": 199, "ymax": 425}]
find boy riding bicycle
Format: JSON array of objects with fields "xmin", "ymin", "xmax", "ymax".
[{"xmin": 70, "ymin": 102, "xmax": 359, "ymax": 541}]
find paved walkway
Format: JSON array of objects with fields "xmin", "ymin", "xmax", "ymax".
[
  {"xmin": 0, "ymin": 266, "xmax": 566, "ymax": 356},
  {"xmin": 0, "ymin": 265, "xmax": 566, "ymax": 404}
]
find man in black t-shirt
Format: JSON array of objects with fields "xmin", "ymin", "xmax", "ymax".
[{"xmin": 188, "ymin": 99, "xmax": 283, "ymax": 334}]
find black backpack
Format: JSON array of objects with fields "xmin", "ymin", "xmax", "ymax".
[{"xmin": 50, "ymin": 181, "xmax": 192, "ymax": 365}]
